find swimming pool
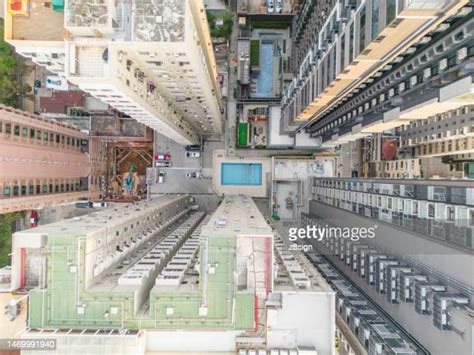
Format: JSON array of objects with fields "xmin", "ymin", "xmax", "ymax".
[
  {"xmin": 221, "ymin": 163, "xmax": 263, "ymax": 186},
  {"xmin": 252, "ymin": 41, "xmax": 273, "ymax": 98}
]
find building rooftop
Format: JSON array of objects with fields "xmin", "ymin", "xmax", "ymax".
[
  {"xmin": 132, "ymin": 0, "xmax": 185, "ymax": 42},
  {"xmin": 14, "ymin": 195, "xmax": 188, "ymax": 239},
  {"xmin": 8, "ymin": 0, "xmax": 64, "ymax": 41},
  {"xmin": 201, "ymin": 195, "xmax": 273, "ymax": 237}
]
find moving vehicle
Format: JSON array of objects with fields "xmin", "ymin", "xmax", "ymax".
[
  {"xmin": 186, "ymin": 171, "xmax": 202, "ymax": 179},
  {"xmin": 185, "ymin": 151, "xmax": 201, "ymax": 158},
  {"xmin": 158, "ymin": 171, "xmax": 165, "ymax": 184},
  {"xmin": 156, "ymin": 161, "xmax": 172, "ymax": 167},
  {"xmin": 185, "ymin": 144, "xmax": 202, "ymax": 151}
]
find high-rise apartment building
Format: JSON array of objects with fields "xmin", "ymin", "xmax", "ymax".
[
  {"xmin": 0, "ymin": 105, "xmax": 103, "ymax": 213},
  {"xmin": 4, "ymin": 0, "xmax": 222, "ymax": 145},
  {"xmin": 304, "ymin": 177, "xmax": 474, "ymax": 354},
  {"xmin": 9, "ymin": 195, "xmax": 335, "ymax": 354},
  {"xmin": 282, "ymin": 0, "xmax": 471, "ymax": 133}
]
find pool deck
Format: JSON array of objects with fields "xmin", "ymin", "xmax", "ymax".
[{"xmin": 212, "ymin": 150, "xmax": 271, "ymax": 197}]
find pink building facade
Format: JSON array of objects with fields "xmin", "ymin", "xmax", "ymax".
[{"xmin": 0, "ymin": 105, "xmax": 103, "ymax": 213}]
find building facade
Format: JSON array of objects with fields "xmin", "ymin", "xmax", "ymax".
[
  {"xmin": 4, "ymin": 0, "xmax": 222, "ymax": 145},
  {"xmin": 306, "ymin": 177, "xmax": 474, "ymax": 354},
  {"xmin": 0, "ymin": 105, "xmax": 102, "ymax": 213},
  {"xmin": 282, "ymin": 0, "xmax": 470, "ymax": 134}
]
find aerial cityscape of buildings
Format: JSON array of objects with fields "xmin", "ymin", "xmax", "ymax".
[{"xmin": 0, "ymin": 0, "xmax": 473, "ymax": 354}]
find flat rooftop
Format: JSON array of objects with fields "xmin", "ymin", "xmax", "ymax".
[
  {"xmin": 132, "ymin": 0, "xmax": 185, "ymax": 42},
  {"xmin": 10, "ymin": 0, "xmax": 63, "ymax": 41},
  {"xmin": 201, "ymin": 195, "xmax": 273, "ymax": 237},
  {"xmin": 14, "ymin": 195, "xmax": 188, "ymax": 239}
]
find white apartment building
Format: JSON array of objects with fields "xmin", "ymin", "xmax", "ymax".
[{"xmin": 4, "ymin": 0, "xmax": 222, "ymax": 144}]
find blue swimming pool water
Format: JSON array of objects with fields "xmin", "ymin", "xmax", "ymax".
[
  {"xmin": 252, "ymin": 41, "xmax": 273, "ymax": 98},
  {"xmin": 221, "ymin": 163, "xmax": 263, "ymax": 186}
]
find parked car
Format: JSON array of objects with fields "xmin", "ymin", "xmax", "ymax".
[
  {"xmin": 30, "ymin": 211, "xmax": 39, "ymax": 228},
  {"xmin": 185, "ymin": 144, "xmax": 202, "ymax": 151},
  {"xmin": 158, "ymin": 171, "xmax": 165, "ymax": 184},
  {"xmin": 92, "ymin": 202, "xmax": 108, "ymax": 208},
  {"xmin": 276, "ymin": 0, "xmax": 282, "ymax": 13},
  {"xmin": 156, "ymin": 161, "xmax": 172, "ymax": 167},
  {"xmin": 267, "ymin": 0, "xmax": 274, "ymax": 13},
  {"xmin": 155, "ymin": 153, "xmax": 171, "ymax": 161},
  {"xmin": 186, "ymin": 171, "xmax": 202, "ymax": 179},
  {"xmin": 185, "ymin": 151, "xmax": 201, "ymax": 158},
  {"xmin": 75, "ymin": 201, "xmax": 93, "ymax": 209}
]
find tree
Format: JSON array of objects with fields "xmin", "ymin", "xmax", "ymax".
[
  {"xmin": 0, "ymin": 19, "xmax": 32, "ymax": 107},
  {"xmin": 207, "ymin": 11, "xmax": 233, "ymax": 42}
]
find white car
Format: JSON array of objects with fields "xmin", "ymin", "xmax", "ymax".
[
  {"xmin": 186, "ymin": 171, "xmax": 202, "ymax": 179},
  {"xmin": 158, "ymin": 171, "xmax": 165, "ymax": 184},
  {"xmin": 267, "ymin": 0, "xmax": 274, "ymax": 13},
  {"xmin": 156, "ymin": 161, "xmax": 172, "ymax": 167},
  {"xmin": 276, "ymin": 0, "xmax": 282, "ymax": 13},
  {"xmin": 185, "ymin": 151, "xmax": 201, "ymax": 158}
]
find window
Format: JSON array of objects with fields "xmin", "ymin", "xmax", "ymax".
[
  {"xmin": 14, "ymin": 125, "xmax": 20, "ymax": 136},
  {"xmin": 0, "ymin": 122, "xmax": 2, "ymax": 133},
  {"xmin": 61, "ymin": 136, "xmax": 65, "ymax": 145},
  {"xmin": 359, "ymin": 5, "xmax": 367, "ymax": 53},
  {"xmin": 44, "ymin": 132, "xmax": 49, "ymax": 141},
  {"xmin": 13, "ymin": 186, "xmax": 19, "ymax": 196},
  {"xmin": 371, "ymin": 0, "xmax": 379, "ymax": 39},
  {"xmin": 22, "ymin": 127, "xmax": 28, "ymax": 137},
  {"xmin": 29, "ymin": 184, "xmax": 34, "ymax": 194},
  {"xmin": 30, "ymin": 128, "xmax": 35, "ymax": 139},
  {"xmin": 56, "ymin": 134, "xmax": 60, "ymax": 143},
  {"xmin": 50, "ymin": 133, "xmax": 54, "ymax": 142},
  {"xmin": 36, "ymin": 130, "xmax": 41, "ymax": 140},
  {"xmin": 387, "ymin": 0, "xmax": 396, "ymax": 24},
  {"xmin": 3, "ymin": 186, "xmax": 10, "ymax": 197},
  {"xmin": 21, "ymin": 185, "xmax": 26, "ymax": 195},
  {"xmin": 447, "ymin": 206, "xmax": 455, "ymax": 221},
  {"xmin": 36, "ymin": 185, "xmax": 40, "ymax": 194},
  {"xmin": 66, "ymin": 137, "xmax": 70, "ymax": 145},
  {"xmin": 43, "ymin": 184, "xmax": 48, "ymax": 193}
]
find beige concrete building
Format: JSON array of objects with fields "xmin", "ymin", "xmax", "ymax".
[
  {"xmin": 4, "ymin": 0, "xmax": 222, "ymax": 145},
  {"xmin": 0, "ymin": 105, "xmax": 103, "ymax": 213}
]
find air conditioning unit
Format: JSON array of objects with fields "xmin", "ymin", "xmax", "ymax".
[
  {"xmin": 358, "ymin": 248, "xmax": 377, "ymax": 278},
  {"xmin": 386, "ymin": 266, "xmax": 412, "ymax": 303},
  {"xmin": 352, "ymin": 244, "xmax": 369, "ymax": 272},
  {"xmin": 399, "ymin": 272, "xmax": 428, "ymax": 303},
  {"xmin": 414, "ymin": 282, "xmax": 447, "ymax": 315},
  {"xmin": 366, "ymin": 254, "xmax": 387, "ymax": 286},
  {"xmin": 375, "ymin": 258, "xmax": 398, "ymax": 294},
  {"xmin": 433, "ymin": 293, "xmax": 469, "ymax": 330}
]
